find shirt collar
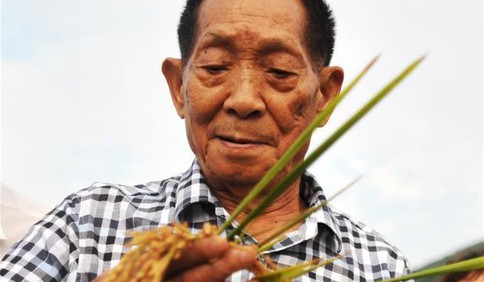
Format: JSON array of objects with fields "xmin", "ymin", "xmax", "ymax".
[
  {"xmin": 173, "ymin": 160, "xmax": 221, "ymax": 222},
  {"xmin": 173, "ymin": 159, "xmax": 342, "ymax": 253},
  {"xmin": 300, "ymin": 172, "xmax": 343, "ymax": 254}
]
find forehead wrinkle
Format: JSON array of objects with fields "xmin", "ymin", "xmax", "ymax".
[
  {"xmin": 195, "ymin": 28, "xmax": 306, "ymax": 61},
  {"xmin": 256, "ymin": 38, "xmax": 305, "ymax": 62},
  {"xmin": 195, "ymin": 32, "xmax": 237, "ymax": 53}
]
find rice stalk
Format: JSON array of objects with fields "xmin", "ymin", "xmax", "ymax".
[
  {"xmin": 228, "ymin": 55, "xmax": 425, "ymax": 240},
  {"xmin": 378, "ymin": 256, "xmax": 484, "ymax": 282},
  {"xmin": 102, "ymin": 55, "xmax": 441, "ymax": 282},
  {"xmin": 218, "ymin": 54, "xmax": 381, "ymax": 235},
  {"xmin": 256, "ymin": 176, "xmax": 361, "ymax": 253},
  {"xmin": 104, "ymin": 223, "xmax": 216, "ymax": 282},
  {"xmin": 255, "ymin": 255, "xmax": 343, "ymax": 282}
]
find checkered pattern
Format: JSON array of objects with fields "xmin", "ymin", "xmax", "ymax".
[{"xmin": 0, "ymin": 160, "xmax": 411, "ymax": 281}]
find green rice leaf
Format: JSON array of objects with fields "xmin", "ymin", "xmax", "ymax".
[
  {"xmin": 257, "ymin": 176, "xmax": 361, "ymax": 253},
  {"xmin": 218, "ymin": 55, "xmax": 381, "ymax": 236},
  {"xmin": 378, "ymin": 256, "xmax": 484, "ymax": 282},
  {"xmin": 256, "ymin": 255, "xmax": 342, "ymax": 282},
  {"xmin": 228, "ymin": 55, "xmax": 425, "ymax": 239}
]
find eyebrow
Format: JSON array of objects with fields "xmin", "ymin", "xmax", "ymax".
[
  {"xmin": 196, "ymin": 32, "xmax": 237, "ymax": 53},
  {"xmin": 195, "ymin": 31, "xmax": 305, "ymax": 61}
]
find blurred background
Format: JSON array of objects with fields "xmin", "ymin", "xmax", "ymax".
[{"xmin": 1, "ymin": 0, "xmax": 482, "ymax": 270}]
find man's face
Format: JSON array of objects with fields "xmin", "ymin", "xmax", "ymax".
[{"xmin": 164, "ymin": 0, "xmax": 342, "ymax": 190}]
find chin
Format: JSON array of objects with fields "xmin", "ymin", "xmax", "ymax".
[{"xmin": 205, "ymin": 159, "xmax": 273, "ymax": 187}]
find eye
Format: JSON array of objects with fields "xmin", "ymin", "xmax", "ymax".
[
  {"xmin": 203, "ymin": 65, "xmax": 228, "ymax": 75},
  {"xmin": 268, "ymin": 68, "xmax": 295, "ymax": 79}
]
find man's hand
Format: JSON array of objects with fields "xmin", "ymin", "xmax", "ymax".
[
  {"xmin": 93, "ymin": 236, "xmax": 258, "ymax": 282},
  {"xmin": 166, "ymin": 236, "xmax": 258, "ymax": 281}
]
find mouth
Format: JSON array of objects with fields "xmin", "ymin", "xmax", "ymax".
[{"xmin": 216, "ymin": 135, "xmax": 267, "ymax": 145}]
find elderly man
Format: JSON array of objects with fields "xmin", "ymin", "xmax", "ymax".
[{"xmin": 0, "ymin": 0, "xmax": 410, "ymax": 281}]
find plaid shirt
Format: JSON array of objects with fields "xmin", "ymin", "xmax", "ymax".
[{"xmin": 1, "ymin": 160, "xmax": 410, "ymax": 281}]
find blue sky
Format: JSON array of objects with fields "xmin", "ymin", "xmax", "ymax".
[{"xmin": 1, "ymin": 0, "xmax": 482, "ymax": 268}]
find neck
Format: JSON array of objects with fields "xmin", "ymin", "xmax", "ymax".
[{"xmin": 210, "ymin": 178, "xmax": 307, "ymax": 242}]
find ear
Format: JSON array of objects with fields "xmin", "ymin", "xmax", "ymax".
[
  {"xmin": 316, "ymin": 66, "xmax": 344, "ymax": 127},
  {"xmin": 162, "ymin": 57, "xmax": 185, "ymax": 119}
]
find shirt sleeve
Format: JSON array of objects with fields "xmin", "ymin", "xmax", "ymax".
[{"xmin": 0, "ymin": 195, "xmax": 80, "ymax": 281}]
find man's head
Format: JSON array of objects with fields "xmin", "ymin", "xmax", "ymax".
[
  {"xmin": 162, "ymin": 0, "xmax": 343, "ymax": 192},
  {"xmin": 177, "ymin": 0, "xmax": 336, "ymax": 68}
]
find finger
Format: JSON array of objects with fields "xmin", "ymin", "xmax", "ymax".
[
  {"xmin": 166, "ymin": 236, "xmax": 230, "ymax": 275},
  {"xmin": 169, "ymin": 246, "xmax": 258, "ymax": 282}
]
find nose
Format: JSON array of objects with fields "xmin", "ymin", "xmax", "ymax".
[{"xmin": 223, "ymin": 72, "xmax": 266, "ymax": 119}]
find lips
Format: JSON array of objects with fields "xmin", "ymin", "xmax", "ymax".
[
  {"xmin": 211, "ymin": 124, "xmax": 277, "ymax": 147},
  {"xmin": 217, "ymin": 134, "xmax": 267, "ymax": 145}
]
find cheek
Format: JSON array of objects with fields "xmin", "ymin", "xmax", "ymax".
[
  {"xmin": 184, "ymin": 113, "xmax": 212, "ymax": 165},
  {"xmin": 290, "ymin": 94, "xmax": 313, "ymax": 119},
  {"xmin": 184, "ymin": 117, "xmax": 201, "ymax": 154},
  {"xmin": 185, "ymin": 82, "xmax": 225, "ymax": 124},
  {"xmin": 183, "ymin": 80, "xmax": 228, "ymax": 160},
  {"xmin": 269, "ymin": 88, "xmax": 318, "ymax": 135}
]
